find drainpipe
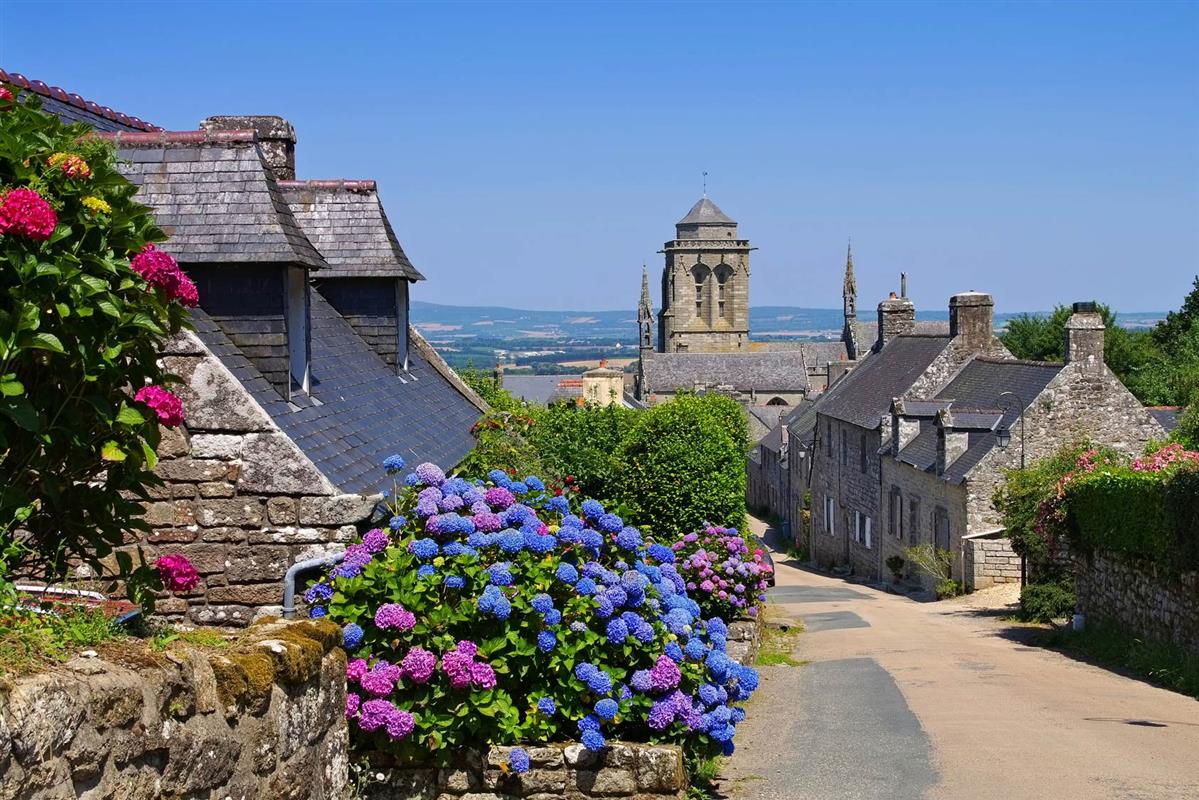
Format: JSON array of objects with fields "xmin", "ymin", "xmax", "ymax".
[{"xmin": 282, "ymin": 551, "xmax": 346, "ymax": 619}]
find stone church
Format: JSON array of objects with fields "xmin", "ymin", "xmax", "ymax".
[{"xmin": 634, "ymin": 196, "xmax": 867, "ymax": 407}]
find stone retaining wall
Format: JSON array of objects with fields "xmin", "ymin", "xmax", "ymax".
[
  {"xmin": 362, "ymin": 742, "xmax": 685, "ymax": 800},
  {"xmin": 0, "ymin": 619, "xmax": 348, "ymax": 800},
  {"xmin": 726, "ymin": 616, "xmax": 763, "ymax": 665},
  {"xmin": 963, "ymin": 534, "xmax": 1021, "ymax": 592},
  {"xmin": 1074, "ymin": 549, "xmax": 1199, "ymax": 655}
]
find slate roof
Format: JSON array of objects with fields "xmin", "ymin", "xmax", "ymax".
[
  {"xmin": 192, "ymin": 293, "xmax": 480, "ymax": 492},
  {"xmin": 1, "ymin": 68, "xmax": 158, "ymax": 131},
  {"xmin": 897, "ymin": 358, "xmax": 1064, "ymax": 483},
  {"xmin": 505, "ymin": 375, "xmax": 576, "ymax": 405},
  {"xmin": 801, "ymin": 341, "xmax": 850, "ymax": 367},
  {"xmin": 1148, "ymin": 407, "xmax": 1182, "ymax": 433},
  {"xmin": 818, "ymin": 335, "xmax": 952, "ymax": 428},
  {"xmin": 280, "ymin": 181, "xmax": 424, "ymax": 280},
  {"xmin": 678, "ymin": 197, "xmax": 735, "ymax": 226},
  {"xmin": 108, "ymin": 131, "xmax": 325, "ymax": 268},
  {"xmin": 642, "ymin": 350, "xmax": 809, "ymax": 394}
]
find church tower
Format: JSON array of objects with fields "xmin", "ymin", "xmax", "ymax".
[
  {"xmin": 638, "ymin": 265, "xmax": 654, "ymax": 353},
  {"xmin": 841, "ymin": 242, "xmax": 862, "ymax": 359},
  {"xmin": 656, "ymin": 196, "xmax": 754, "ymax": 353}
]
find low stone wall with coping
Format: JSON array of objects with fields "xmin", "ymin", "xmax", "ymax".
[
  {"xmin": 362, "ymin": 742, "xmax": 686, "ymax": 800},
  {"xmin": 963, "ymin": 532, "xmax": 1021, "ymax": 592},
  {"xmin": 726, "ymin": 616, "xmax": 763, "ymax": 665},
  {"xmin": 0, "ymin": 618, "xmax": 348, "ymax": 800}
]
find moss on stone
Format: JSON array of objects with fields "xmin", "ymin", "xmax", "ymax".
[{"xmin": 210, "ymin": 651, "xmax": 276, "ymax": 708}]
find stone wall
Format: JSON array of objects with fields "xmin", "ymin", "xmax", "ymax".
[
  {"xmin": 362, "ymin": 742, "xmax": 686, "ymax": 800},
  {"xmin": 134, "ymin": 330, "xmax": 376, "ymax": 626},
  {"xmin": 809, "ymin": 415, "xmax": 883, "ymax": 578},
  {"xmin": 0, "ymin": 619, "xmax": 348, "ymax": 800},
  {"xmin": 963, "ymin": 533, "xmax": 1021, "ymax": 592},
  {"xmin": 1074, "ymin": 549, "xmax": 1199, "ymax": 656},
  {"xmin": 878, "ymin": 456, "xmax": 968, "ymax": 590},
  {"xmin": 726, "ymin": 616, "xmax": 763, "ymax": 666}
]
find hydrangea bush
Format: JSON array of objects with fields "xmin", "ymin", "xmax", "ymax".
[
  {"xmin": 308, "ymin": 457, "xmax": 759, "ymax": 765},
  {"xmin": 672, "ymin": 525, "xmax": 772, "ymax": 622},
  {"xmin": 0, "ymin": 84, "xmax": 194, "ymax": 605}
]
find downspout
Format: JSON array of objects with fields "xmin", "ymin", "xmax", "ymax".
[{"xmin": 282, "ymin": 551, "xmax": 346, "ymax": 619}]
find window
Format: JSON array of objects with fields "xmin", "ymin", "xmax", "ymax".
[
  {"xmin": 890, "ymin": 487, "xmax": 904, "ymax": 539},
  {"xmin": 853, "ymin": 512, "xmax": 873, "ymax": 549},
  {"xmin": 395, "ymin": 278, "xmax": 410, "ymax": 372},
  {"xmin": 692, "ymin": 264, "xmax": 709, "ymax": 318},
  {"xmin": 934, "ymin": 507, "xmax": 950, "ymax": 551},
  {"xmin": 860, "ymin": 432, "xmax": 868, "ymax": 473},
  {"xmin": 909, "ymin": 498, "xmax": 921, "ymax": 543},
  {"xmin": 285, "ymin": 266, "xmax": 310, "ymax": 395},
  {"xmin": 824, "ymin": 495, "xmax": 835, "ymax": 534}
]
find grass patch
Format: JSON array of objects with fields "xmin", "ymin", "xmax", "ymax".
[
  {"xmin": 0, "ymin": 607, "xmax": 126, "ymax": 677},
  {"xmin": 755, "ymin": 620, "xmax": 805, "ymax": 667},
  {"xmin": 1054, "ymin": 621, "xmax": 1199, "ymax": 700},
  {"xmin": 685, "ymin": 754, "xmax": 723, "ymax": 800}
]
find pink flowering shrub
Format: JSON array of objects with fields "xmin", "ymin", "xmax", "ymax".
[
  {"xmin": 307, "ymin": 459, "xmax": 759, "ymax": 763},
  {"xmin": 0, "ymin": 83, "xmax": 195, "ymax": 608},
  {"xmin": 155, "ymin": 554, "xmax": 200, "ymax": 592},
  {"xmin": 672, "ymin": 525, "xmax": 771, "ymax": 622}
]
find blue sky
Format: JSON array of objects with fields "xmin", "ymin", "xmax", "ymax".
[{"xmin": 2, "ymin": 1, "xmax": 1196, "ymax": 314}]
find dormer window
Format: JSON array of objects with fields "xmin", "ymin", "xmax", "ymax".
[{"xmin": 286, "ymin": 266, "xmax": 311, "ymax": 393}]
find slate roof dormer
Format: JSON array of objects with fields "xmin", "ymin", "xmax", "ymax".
[
  {"xmin": 106, "ymin": 130, "xmax": 326, "ymax": 269},
  {"xmin": 280, "ymin": 180, "xmax": 424, "ymax": 280}
]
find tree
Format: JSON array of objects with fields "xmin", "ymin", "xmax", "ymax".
[{"xmin": 1152, "ymin": 275, "xmax": 1199, "ymax": 355}]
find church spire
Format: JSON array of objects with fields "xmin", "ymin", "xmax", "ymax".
[
  {"xmin": 842, "ymin": 241, "xmax": 857, "ymax": 319},
  {"xmin": 638, "ymin": 264, "xmax": 654, "ymax": 353}
]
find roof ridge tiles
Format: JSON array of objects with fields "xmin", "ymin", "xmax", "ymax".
[
  {"xmin": 972, "ymin": 356, "xmax": 1064, "ymax": 367},
  {"xmin": 95, "ymin": 129, "xmax": 257, "ymax": 145},
  {"xmin": 278, "ymin": 179, "xmax": 378, "ymax": 191},
  {"xmin": 1, "ymin": 68, "xmax": 160, "ymax": 131}
]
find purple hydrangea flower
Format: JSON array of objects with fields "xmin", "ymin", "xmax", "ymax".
[
  {"xmin": 415, "ymin": 462, "xmax": 445, "ymax": 486},
  {"xmin": 649, "ymin": 655, "xmax": 681, "ymax": 692},
  {"xmin": 484, "ymin": 487, "xmax": 515, "ymax": 509},
  {"xmin": 362, "ymin": 528, "xmax": 390, "ymax": 553},
  {"xmin": 375, "ymin": 603, "xmax": 416, "ymax": 632}
]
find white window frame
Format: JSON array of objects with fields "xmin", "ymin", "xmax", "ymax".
[{"xmin": 285, "ymin": 266, "xmax": 310, "ymax": 395}]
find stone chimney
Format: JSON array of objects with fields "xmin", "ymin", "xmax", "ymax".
[
  {"xmin": 877, "ymin": 289, "xmax": 916, "ymax": 351},
  {"xmin": 948, "ymin": 291, "xmax": 994, "ymax": 348},
  {"xmin": 1065, "ymin": 301, "xmax": 1105, "ymax": 375},
  {"xmin": 935, "ymin": 409, "xmax": 969, "ymax": 475},
  {"xmin": 492, "ymin": 360, "xmax": 505, "ymax": 388},
  {"xmin": 890, "ymin": 398, "xmax": 922, "ymax": 457},
  {"xmin": 200, "ymin": 115, "xmax": 296, "ymax": 180}
]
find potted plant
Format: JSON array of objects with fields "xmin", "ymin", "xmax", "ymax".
[{"xmin": 885, "ymin": 555, "xmax": 905, "ymax": 584}]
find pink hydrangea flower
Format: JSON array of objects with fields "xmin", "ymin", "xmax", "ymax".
[
  {"xmin": 357, "ymin": 699, "xmax": 415, "ymax": 740},
  {"xmin": 360, "ymin": 668, "xmax": 397, "ymax": 697},
  {"xmin": 0, "ymin": 188, "xmax": 57, "ymax": 241},
  {"xmin": 400, "ymin": 646, "xmax": 437, "ymax": 684},
  {"xmin": 345, "ymin": 692, "xmax": 361, "ymax": 717},
  {"xmin": 0, "ymin": 86, "xmax": 12, "ymax": 103},
  {"xmin": 346, "ymin": 659, "xmax": 368, "ymax": 683},
  {"xmin": 129, "ymin": 244, "xmax": 199, "ymax": 306},
  {"xmin": 155, "ymin": 554, "xmax": 200, "ymax": 592},
  {"xmin": 134, "ymin": 385, "xmax": 185, "ymax": 427},
  {"xmin": 469, "ymin": 661, "xmax": 497, "ymax": 690},
  {"xmin": 374, "ymin": 603, "xmax": 416, "ymax": 632}
]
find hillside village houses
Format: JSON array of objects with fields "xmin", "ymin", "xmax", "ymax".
[{"xmin": 2, "ymin": 69, "xmax": 486, "ymax": 625}]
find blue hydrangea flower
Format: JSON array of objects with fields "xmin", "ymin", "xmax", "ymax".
[
  {"xmin": 444, "ymin": 574, "xmax": 465, "ymax": 589},
  {"xmin": 488, "ymin": 563, "xmax": 514, "ymax": 586},
  {"xmin": 555, "ymin": 563, "xmax": 579, "ymax": 584},
  {"xmin": 585, "ymin": 670, "xmax": 613, "ymax": 695},
  {"xmin": 594, "ymin": 597, "xmax": 615, "ymax": 619},
  {"xmin": 441, "ymin": 541, "xmax": 468, "ymax": 557},
  {"xmin": 581, "ymin": 529, "xmax": 605, "ymax": 551},
  {"xmin": 664, "ymin": 608, "xmax": 692, "ymax": 634},
  {"xmin": 575, "ymin": 662, "xmax": 598, "ymax": 681},
  {"xmin": 560, "ymin": 514, "xmax": 584, "ymax": 529},
  {"xmin": 737, "ymin": 665, "xmax": 760, "ymax": 693},
  {"xmin": 580, "ymin": 499, "xmax": 605, "ymax": 520},
  {"xmin": 509, "ymin": 481, "xmax": 528, "ymax": 495},
  {"xmin": 499, "ymin": 530, "xmax": 525, "ymax": 554},
  {"xmin": 630, "ymin": 669, "xmax": 652, "ymax": 693},
  {"xmin": 525, "ymin": 476, "xmax": 545, "ymax": 491},
  {"xmin": 388, "ymin": 515, "xmax": 407, "ymax": 531},
  {"xmin": 487, "ymin": 469, "xmax": 509, "ymax": 484},
  {"xmin": 604, "ymin": 587, "xmax": 628, "ymax": 608},
  {"xmin": 646, "ymin": 543, "xmax": 675, "ymax": 563},
  {"xmin": 537, "ymin": 696, "xmax": 557, "ymax": 715},
  {"xmin": 303, "ymin": 582, "xmax": 333, "ymax": 604},
  {"xmin": 570, "ymin": 621, "xmax": 588, "ymax": 634},
  {"xmin": 342, "ymin": 623, "xmax": 364, "ymax": 650},
  {"xmin": 577, "ymin": 713, "xmax": 602, "ymax": 733},
  {"xmin": 581, "ymin": 730, "xmax": 606, "ymax": 751},
  {"xmin": 417, "ymin": 564, "xmax": 436, "ymax": 578},
  {"xmin": 698, "ymin": 683, "xmax": 721, "ymax": 706},
  {"xmin": 632, "ymin": 623, "xmax": 655, "ymax": 644},
  {"xmin": 598, "ymin": 513, "xmax": 624, "ymax": 533},
  {"xmin": 383, "ymin": 454, "xmax": 406, "ymax": 473},
  {"xmin": 478, "ymin": 585, "xmax": 512, "ymax": 620},
  {"xmin": 684, "ymin": 638, "xmax": 707, "ymax": 660},
  {"xmin": 508, "ymin": 747, "xmax": 530, "ymax": 774},
  {"xmin": 615, "ymin": 527, "xmax": 642, "ymax": 551},
  {"xmin": 605, "ymin": 618, "xmax": 628, "ymax": 645},
  {"xmin": 731, "ymin": 707, "xmax": 745, "ymax": 723},
  {"xmin": 531, "ymin": 593, "xmax": 555, "ymax": 614},
  {"xmin": 308, "ymin": 606, "xmax": 327, "ymax": 618},
  {"xmin": 544, "ymin": 608, "xmax": 562, "ymax": 626},
  {"xmin": 547, "ymin": 495, "xmax": 569, "ymax": 514},
  {"xmin": 526, "ymin": 534, "xmax": 557, "ymax": 554},
  {"xmin": 409, "ymin": 538, "xmax": 439, "ymax": 560},
  {"xmin": 537, "ymin": 630, "xmax": 557, "ymax": 653},
  {"xmin": 575, "ymin": 577, "xmax": 597, "ymax": 596},
  {"xmin": 619, "ymin": 683, "xmax": 633, "ymax": 701},
  {"xmin": 594, "ymin": 698, "xmax": 619, "ymax": 721},
  {"xmin": 404, "ymin": 473, "xmax": 420, "ymax": 486},
  {"xmin": 665, "ymin": 642, "xmax": 685, "ymax": 662}
]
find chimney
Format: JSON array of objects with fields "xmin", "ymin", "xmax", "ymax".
[
  {"xmin": 877, "ymin": 287, "xmax": 916, "ymax": 351},
  {"xmin": 935, "ymin": 409, "xmax": 969, "ymax": 475},
  {"xmin": 890, "ymin": 398, "xmax": 921, "ymax": 456},
  {"xmin": 493, "ymin": 360, "xmax": 505, "ymax": 388},
  {"xmin": 1065, "ymin": 301, "xmax": 1105, "ymax": 375},
  {"xmin": 200, "ymin": 115, "xmax": 296, "ymax": 180},
  {"xmin": 948, "ymin": 291, "xmax": 994, "ymax": 348},
  {"xmin": 900, "ymin": 272, "xmax": 908, "ymax": 299}
]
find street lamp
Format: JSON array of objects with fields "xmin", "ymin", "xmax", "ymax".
[{"xmin": 995, "ymin": 391, "xmax": 1025, "ymax": 470}]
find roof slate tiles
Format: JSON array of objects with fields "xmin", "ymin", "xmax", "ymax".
[
  {"xmin": 643, "ymin": 350, "xmax": 809, "ymax": 394},
  {"xmin": 818, "ymin": 335, "xmax": 952, "ymax": 429}
]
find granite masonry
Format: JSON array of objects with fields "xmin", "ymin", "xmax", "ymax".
[
  {"xmin": 1074, "ymin": 550, "xmax": 1199, "ymax": 656},
  {"xmin": 0, "ymin": 619, "xmax": 348, "ymax": 800}
]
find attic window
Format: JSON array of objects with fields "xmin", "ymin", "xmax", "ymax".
[
  {"xmin": 286, "ymin": 266, "xmax": 310, "ymax": 394},
  {"xmin": 396, "ymin": 279, "xmax": 410, "ymax": 372}
]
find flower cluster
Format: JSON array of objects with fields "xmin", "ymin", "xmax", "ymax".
[
  {"xmin": 134, "ymin": 384, "xmax": 185, "ymax": 427},
  {"xmin": 130, "ymin": 244, "xmax": 199, "ymax": 307},
  {"xmin": 81, "ymin": 195, "xmax": 111, "ymax": 215},
  {"xmin": 47, "ymin": 152, "xmax": 92, "ymax": 180},
  {"xmin": 672, "ymin": 526, "xmax": 771, "ymax": 621},
  {"xmin": 155, "ymin": 554, "xmax": 200, "ymax": 592},
  {"xmin": 1132, "ymin": 443, "xmax": 1199, "ymax": 474},
  {"xmin": 0, "ymin": 188, "xmax": 57, "ymax": 241},
  {"xmin": 307, "ymin": 458, "xmax": 758, "ymax": 759}
]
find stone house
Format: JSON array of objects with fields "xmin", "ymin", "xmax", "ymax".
[
  {"xmin": 12, "ymin": 70, "xmax": 486, "ymax": 624},
  {"xmin": 880, "ymin": 304, "xmax": 1166, "ymax": 591},
  {"xmin": 808, "ymin": 292, "xmax": 1010, "ymax": 577}
]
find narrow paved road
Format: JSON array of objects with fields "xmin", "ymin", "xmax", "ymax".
[{"xmin": 717, "ymin": 518, "xmax": 1199, "ymax": 800}]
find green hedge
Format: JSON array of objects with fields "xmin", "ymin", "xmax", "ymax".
[{"xmin": 1066, "ymin": 468, "xmax": 1198, "ymax": 571}]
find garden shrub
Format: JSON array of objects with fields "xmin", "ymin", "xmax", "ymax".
[
  {"xmin": 0, "ymin": 86, "xmax": 193, "ymax": 602},
  {"xmin": 1019, "ymin": 579, "xmax": 1075, "ymax": 622},
  {"xmin": 934, "ymin": 579, "xmax": 962, "ymax": 600},
  {"xmin": 308, "ymin": 457, "xmax": 758, "ymax": 764},
  {"xmin": 524, "ymin": 402, "xmax": 638, "ymax": 504},
  {"xmin": 617, "ymin": 394, "xmax": 749, "ymax": 537},
  {"xmin": 904, "ymin": 543, "xmax": 952, "ymax": 584},
  {"xmin": 671, "ymin": 525, "xmax": 772, "ymax": 622}
]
